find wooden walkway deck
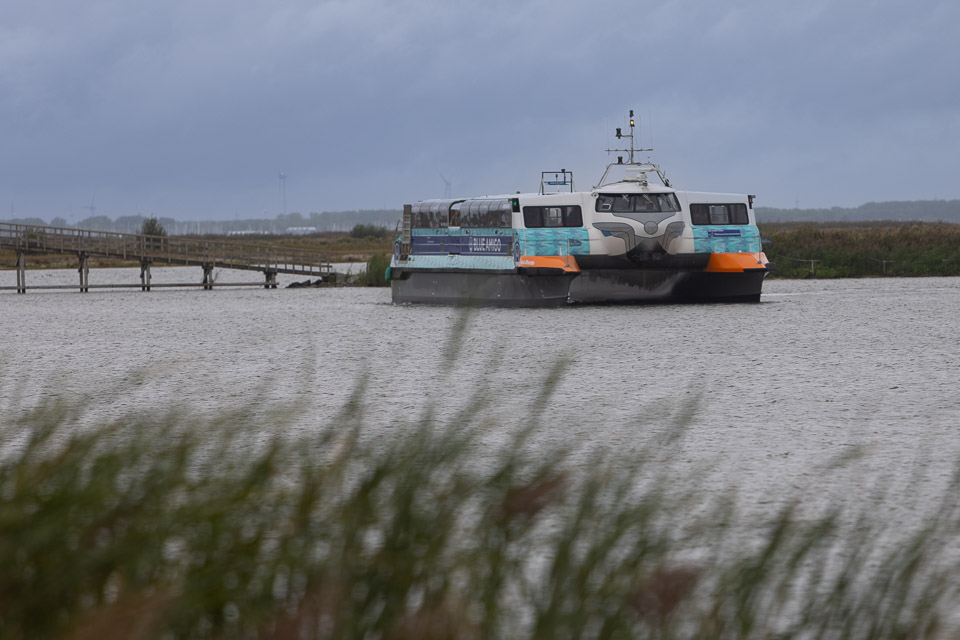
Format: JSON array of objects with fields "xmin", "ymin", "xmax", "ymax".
[{"xmin": 1, "ymin": 222, "xmax": 333, "ymax": 292}]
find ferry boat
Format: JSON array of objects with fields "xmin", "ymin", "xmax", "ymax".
[{"xmin": 389, "ymin": 112, "xmax": 773, "ymax": 306}]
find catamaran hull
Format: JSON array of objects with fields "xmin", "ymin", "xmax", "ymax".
[
  {"xmin": 390, "ymin": 269, "xmax": 765, "ymax": 306},
  {"xmin": 390, "ymin": 270, "xmax": 571, "ymax": 307}
]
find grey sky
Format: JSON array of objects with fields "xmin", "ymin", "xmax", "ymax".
[{"xmin": 2, "ymin": 0, "xmax": 958, "ymax": 221}]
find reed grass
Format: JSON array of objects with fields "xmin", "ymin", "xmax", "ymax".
[
  {"xmin": 760, "ymin": 222, "xmax": 960, "ymax": 277},
  {"xmin": 359, "ymin": 253, "xmax": 391, "ymax": 287},
  {"xmin": 2, "ymin": 338, "xmax": 959, "ymax": 638}
]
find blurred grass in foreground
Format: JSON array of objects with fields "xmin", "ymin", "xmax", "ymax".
[{"xmin": 2, "ymin": 346, "xmax": 960, "ymax": 639}]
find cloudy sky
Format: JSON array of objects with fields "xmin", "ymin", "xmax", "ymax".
[{"xmin": 2, "ymin": 0, "xmax": 958, "ymax": 221}]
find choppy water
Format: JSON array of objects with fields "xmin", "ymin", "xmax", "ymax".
[{"xmin": 3, "ymin": 268, "xmax": 960, "ymax": 522}]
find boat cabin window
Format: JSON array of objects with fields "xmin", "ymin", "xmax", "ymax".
[
  {"xmin": 460, "ymin": 199, "xmax": 512, "ymax": 228},
  {"xmin": 522, "ymin": 205, "xmax": 583, "ymax": 228},
  {"xmin": 412, "ymin": 200, "xmax": 463, "ymax": 228},
  {"xmin": 431, "ymin": 202, "xmax": 447, "ymax": 228},
  {"xmin": 412, "ymin": 202, "xmax": 443, "ymax": 228},
  {"xmin": 595, "ymin": 193, "xmax": 680, "ymax": 214},
  {"xmin": 689, "ymin": 203, "xmax": 749, "ymax": 225}
]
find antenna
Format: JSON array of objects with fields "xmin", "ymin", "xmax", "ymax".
[
  {"xmin": 278, "ymin": 172, "xmax": 287, "ymax": 215},
  {"xmin": 605, "ymin": 110, "xmax": 651, "ymax": 164},
  {"xmin": 647, "ymin": 110, "xmax": 654, "ymax": 150},
  {"xmin": 597, "ymin": 110, "xmax": 670, "ymax": 187}
]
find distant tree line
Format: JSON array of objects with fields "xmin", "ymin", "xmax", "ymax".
[
  {"xmin": 3, "ymin": 210, "xmax": 402, "ymax": 235},
  {"xmin": 10, "ymin": 200, "xmax": 960, "ymax": 233},
  {"xmin": 4, "ymin": 215, "xmax": 178, "ymax": 234},
  {"xmin": 756, "ymin": 200, "xmax": 960, "ymax": 223}
]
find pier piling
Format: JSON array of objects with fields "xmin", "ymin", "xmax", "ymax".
[
  {"xmin": 264, "ymin": 269, "xmax": 278, "ymax": 289},
  {"xmin": 78, "ymin": 252, "xmax": 89, "ymax": 293},
  {"xmin": 140, "ymin": 259, "xmax": 152, "ymax": 291},
  {"xmin": 202, "ymin": 263, "xmax": 215, "ymax": 290},
  {"xmin": 15, "ymin": 251, "xmax": 25, "ymax": 294}
]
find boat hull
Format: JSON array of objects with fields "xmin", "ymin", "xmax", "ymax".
[
  {"xmin": 390, "ymin": 268, "xmax": 765, "ymax": 306},
  {"xmin": 390, "ymin": 270, "xmax": 572, "ymax": 307}
]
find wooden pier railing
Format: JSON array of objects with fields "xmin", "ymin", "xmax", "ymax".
[{"xmin": 1, "ymin": 222, "xmax": 333, "ymax": 293}]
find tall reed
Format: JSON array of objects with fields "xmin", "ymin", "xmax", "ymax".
[{"xmin": 760, "ymin": 222, "xmax": 960, "ymax": 277}]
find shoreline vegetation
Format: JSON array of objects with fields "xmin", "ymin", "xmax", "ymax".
[
  {"xmin": 760, "ymin": 222, "xmax": 960, "ymax": 278},
  {"xmin": 3, "ymin": 335, "xmax": 960, "ymax": 638},
  {"xmin": 3, "ymin": 222, "xmax": 960, "ymax": 281}
]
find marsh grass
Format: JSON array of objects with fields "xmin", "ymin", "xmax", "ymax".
[
  {"xmin": 359, "ymin": 253, "xmax": 391, "ymax": 287},
  {"xmin": 760, "ymin": 222, "xmax": 960, "ymax": 277},
  {"xmin": 3, "ymin": 333, "xmax": 960, "ymax": 639}
]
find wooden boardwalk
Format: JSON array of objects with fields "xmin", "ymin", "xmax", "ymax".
[{"xmin": 1, "ymin": 222, "xmax": 333, "ymax": 292}]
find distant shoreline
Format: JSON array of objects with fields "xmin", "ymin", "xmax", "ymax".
[
  {"xmin": 4, "ymin": 223, "xmax": 960, "ymax": 280},
  {"xmin": 759, "ymin": 221, "xmax": 960, "ymax": 278}
]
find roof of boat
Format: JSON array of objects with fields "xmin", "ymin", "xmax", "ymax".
[
  {"xmin": 412, "ymin": 182, "xmax": 677, "ymax": 205},
  {"xmin": 413, "ymin": 181, "xmax": 759, "ymax": 206},
  {"xmin": 594, "ymin": 180, "xmax": 676, "ymax": 193}
]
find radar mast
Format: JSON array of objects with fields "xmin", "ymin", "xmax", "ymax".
[{"xmin": 596, "ymin": 110, "xmax": 671, "ymax": 188}]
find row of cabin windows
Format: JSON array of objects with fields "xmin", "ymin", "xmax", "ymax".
[
  {"xmin": 412, "ymin": 199, "xmax": 512, "ymax": 229},
  {"xmin": 413, "ymin": 197, "xmax": 750, "ymax": 229},
  {"xmin": 689, "ymin": 203, "xmax": 749, "ymax": 225},
  {"xmin": 411, "ymin": 200, "xmax": 454, "ymax": 228},
  {"xmin": 458, "ymin": 199, "xmax": 512, "ymax": 228},
  {"xmin": 596, "ymin": 193, "xmax": 681, "ymax": 214},
  {"xmin": 596, "ymin": 194, "xmax": 749, "ymax": 226},
  {"xmin": 411, "ymin": 209, "xmax": 447, "ymax": 228},
  {"xmin": 414, "ymin": 204, "xmax": 584, "ymax": 229},
  {"xmin": 522, "ymin": 206, "xmax": 583, "ymax": 228}
]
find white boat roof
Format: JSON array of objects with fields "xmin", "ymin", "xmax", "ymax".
[{"xmin": 594, "ymin": 180, "xmax": 675, "ymax": 194}]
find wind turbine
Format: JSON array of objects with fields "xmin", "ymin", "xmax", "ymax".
[
  {"xmin": 82, "ymin": 194, "xmax": 97, "ymax": 218},
  {"xmin": 437, "ymin": 169, "xmax": 452, "ymax": 199}
]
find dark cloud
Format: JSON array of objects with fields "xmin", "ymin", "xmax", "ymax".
[{"xmin": 2, "ymin": 0, "xmax": 958, "ymax": 220}]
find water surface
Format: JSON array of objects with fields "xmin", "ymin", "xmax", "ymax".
[{"xmin": 3, "ymin": 270, "xmax": 959, "ymax": 523}]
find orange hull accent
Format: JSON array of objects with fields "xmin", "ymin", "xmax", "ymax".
[
  {"xmin": 517, "ymin": 255, "xmax": 580, "ymax": 273},
  {"xmin": 705, "ymin": 252, "xmax": 771, "ymax": 273}
]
